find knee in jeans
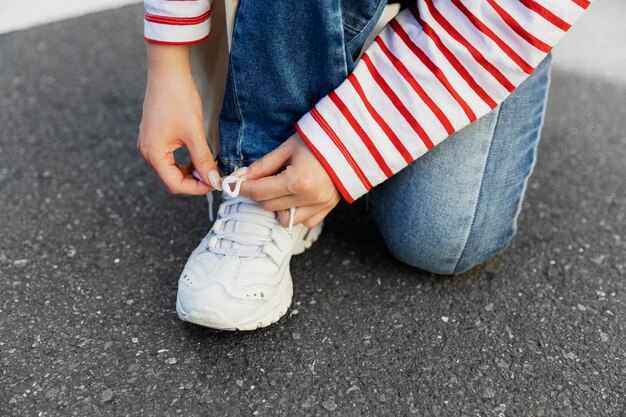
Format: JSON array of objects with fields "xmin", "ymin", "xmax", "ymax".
[
  {"xmin": 381, "ymin": 225, "xmax": 517, "ymax": 276},
  {"xmin": 380, "ymin": 228, "xmax": 464, "ymax": 276},
  {"xmin": 452, "ymin": 227, "xmax": 517, "ymax": 274}
]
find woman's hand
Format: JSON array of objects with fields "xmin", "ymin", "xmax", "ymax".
[
  {"xmin": 137, "ymin": 44, "xmax": 220, "ymax": 195},
  {"xmin": 238, "ymin": 132, "xmax": 341, "ymax": 228}
]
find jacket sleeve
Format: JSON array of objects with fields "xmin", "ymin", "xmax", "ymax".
[
  {"xmin": 295, "ymin": 0, "xmax": 591, "ymax": 203},
  {"xmin": 143, "ymin": 0, "xmax": 211, "ymax": 44}
]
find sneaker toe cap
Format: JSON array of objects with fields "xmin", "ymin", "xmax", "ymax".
[{"xmin": 177, "ymin": 282, "xmax": 272, "ymax": 327}]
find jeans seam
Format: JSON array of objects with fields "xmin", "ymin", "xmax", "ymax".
[
  {"xmin": 343, "ymin": 22, "xmax": 361, "ymax": 33},
  {"xmin": 336, "ymin": 3, "xmax": 350, "ymax": 76},
  {"xmin": 452, "ymin": 55, "xmax": 552, "ymax": 274},
  {"xmin": 452, "ymin": 107, "xmax": 502, "ymax": 274},
  {"xmin": 228, "ymin": 0, "xmax": 246, "ymax": 165},
  {"xmin": 508, "ymin": 59, "xmax": 552, "ymax": 241},
  {"xmin": 345, "ymin": 0, "xmax": 387, "ymax": 52}
]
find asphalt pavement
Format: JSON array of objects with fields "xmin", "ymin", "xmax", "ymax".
[{"xmin": 1, "ymin": 5, "xmax": 625, "ymax": 416}]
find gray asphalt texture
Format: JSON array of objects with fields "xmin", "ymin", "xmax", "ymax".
[{"xmin": 1, "ymin": 5, "xmax": 625, "ymax": 417}]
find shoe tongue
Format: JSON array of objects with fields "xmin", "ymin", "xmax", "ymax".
[{"xmin": 218, "ymin": 198, "xmax": 275, "ymax": 252}]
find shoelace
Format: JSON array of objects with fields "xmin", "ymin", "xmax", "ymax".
[{"xmin": 194, "ymin": 171, "xmax": 295, "ymax": 258}]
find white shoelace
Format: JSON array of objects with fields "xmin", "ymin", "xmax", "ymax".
[{"xmin": 195, "ymin": 171, "xmax": 295, "ymax": 258}]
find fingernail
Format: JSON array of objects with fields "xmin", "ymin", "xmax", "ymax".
[
  {"xmin": 231, "ymin": 167, "xmax": 249, "ymax": 177},
  {"xmin": 208, "ymin": 170, "xmax": 222, "ymax": 191}
]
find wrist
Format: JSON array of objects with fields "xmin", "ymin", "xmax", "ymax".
[{"xmin": 146, "ymin": 43, "xmax": 193, "ymax": 79}]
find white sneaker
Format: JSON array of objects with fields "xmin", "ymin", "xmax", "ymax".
[{"xmin": 176, "ymin": 176, "xmax": 323, "ymax": 331}]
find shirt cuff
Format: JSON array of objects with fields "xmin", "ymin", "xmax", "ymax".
[{"xmin": 144, "ymin": 0, "xmax": 211, "ymax": 45}]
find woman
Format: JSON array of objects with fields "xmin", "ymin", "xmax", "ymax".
[{"xmin": 137, "ymin": 0, "xmax": 590, "ymax": 330}]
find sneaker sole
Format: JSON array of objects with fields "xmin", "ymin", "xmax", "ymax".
[{"xmin": 176, "ymin": 221, "xmax": 323, "ymax": 331}]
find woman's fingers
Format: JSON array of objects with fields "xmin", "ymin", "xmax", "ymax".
[
  {"xmin": 300, "ymin": 208, "xmax": 331, "ymax": 228},
  {"xmin": 245, "ymin": 140, "xmax": 293, "ymax": 180},
  {"xmin": 224, "ymin": 132, "xmax": 338, "ymax": 228},
  {"xmin": 259, "ymin": 195, "xmax": 298, "ymax": 212},
  {"xmin": 186, "ymin": 134, "xmax": 221, "ymax": 190},
  {"xmin": 151, "ymin": 151, "xmax": 211, "ymax": 195},
  {"xmin": 238, "ymin": 174, "xmax": 292, "ymax": 202},
  {"xmin": 276, "ymin": 203, "xmax": 329, "ymax": 227}
]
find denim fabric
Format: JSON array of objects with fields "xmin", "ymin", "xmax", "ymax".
[
  {"xmin": 218, "ymin": 0, "xmax": 388, "ymax": 173},
  {"xmin": 368, "ymin": 55, "xmax": 552, "ymax": 274},
  {"xmin": 218, "ymin": 1, "xmax": 552, "ymax": 274}
]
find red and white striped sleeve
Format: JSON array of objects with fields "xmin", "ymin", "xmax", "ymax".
[
  {"xmin": 295, "ymin": 0, "xmax": 592, "ymax": 203},
  {"xmin": 144, "ymin": 0, "xmax": 211, "ymax": 45}
]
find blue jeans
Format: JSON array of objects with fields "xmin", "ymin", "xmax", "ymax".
[{"xmin": 218, "ymin": 1, "xmax": 552, "ymax": 275}]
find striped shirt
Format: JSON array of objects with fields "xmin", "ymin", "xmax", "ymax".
[{"xmin": 144, "ymin": 0, "xmax": 591, "ymax": 202}]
